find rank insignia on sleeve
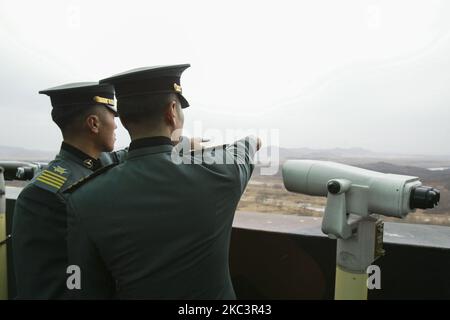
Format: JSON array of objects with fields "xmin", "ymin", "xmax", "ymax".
[{"xmin": 34, "ymin": 164, "xmax": 71, "ymax": 193}]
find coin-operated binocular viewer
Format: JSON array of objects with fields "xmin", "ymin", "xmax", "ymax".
[{"xmin": 282, "ymin": 160, "xmax": 440, "ymax": 300}]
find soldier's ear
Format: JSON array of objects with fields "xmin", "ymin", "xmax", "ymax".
[
  {"xmin": 165, "ymin": 101, "xmax": 178, "ymax": 126},
  {"xmin": 86, "ymin": 114, "xmax": 100, "ymax": 134}
]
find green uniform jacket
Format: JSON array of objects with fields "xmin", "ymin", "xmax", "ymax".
[
  {"xmin": 65, "ymin": 136, "xmax": 257, "ymax": 299},
  {"xmin": 11, "ymin": 143, "xmax": 127, "ymax": 299}
]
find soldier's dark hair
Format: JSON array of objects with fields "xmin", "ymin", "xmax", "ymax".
[
  {"xmin": 118, "ymin": 93, "xmax": 181, "ymax": 126},
  {"xmin": 52, "ymin": 104, "xmax": 106, "ymax": 137}
]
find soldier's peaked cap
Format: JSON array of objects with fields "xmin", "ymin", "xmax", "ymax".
[
  {"xmin": 100, "ymin": 64, "xmax": 190, "ymax": 108},
  {"xmin": 39, "ymin": 82, "xmax": 117, "ymax": 115}
]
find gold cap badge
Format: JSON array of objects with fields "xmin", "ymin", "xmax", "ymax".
[
  {"xmin": 173, "ymin": 83, "xmax": 182, "ymax": 93},
  {"xmin": 93, "ymin": 96, "xmax": 115, "ymax": 106}
]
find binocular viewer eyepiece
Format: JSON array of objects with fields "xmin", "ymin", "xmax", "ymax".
[{"xmin": 409, "ymin": 186, "xmax": 440, "ymax": 210}]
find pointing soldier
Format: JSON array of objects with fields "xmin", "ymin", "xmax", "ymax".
[{"xmin": 65, "ymin": 64, "xmax": 261, "ymax": 299}]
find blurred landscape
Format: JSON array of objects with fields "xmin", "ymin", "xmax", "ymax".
[{"xmin": 2, "ymin": 145, "xmax": 450, "ymax": 226}]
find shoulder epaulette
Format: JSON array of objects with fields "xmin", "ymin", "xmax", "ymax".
[
  {"xmin": 33, "ymin": 162, "xmax": 71, "ymax": 194},
  {"xmin": 63, "ymin": 163, "xmax": 117, "ymax": 194}
]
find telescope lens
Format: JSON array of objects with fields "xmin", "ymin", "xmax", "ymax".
[{"xmin": 410, "ymin": 186, "xmax": 440, "ymax": 209}]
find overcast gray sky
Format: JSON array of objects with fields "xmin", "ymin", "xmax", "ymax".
[{"xmin": 0, "ymin": 0, "xmax": 449, "ymax": 155}]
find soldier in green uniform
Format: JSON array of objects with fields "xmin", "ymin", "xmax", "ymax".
[
  {"xmin": 65, "ymin": 64, "xmax": 261, "ymax": 299},
  {"xmin": 12, "ymin": 82, "xmax": 127, "ymax": 299}
]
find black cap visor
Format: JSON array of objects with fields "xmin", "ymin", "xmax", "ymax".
[{"xmin": 177, "ymin": 93, "xmax": 189, "ymax": 109}]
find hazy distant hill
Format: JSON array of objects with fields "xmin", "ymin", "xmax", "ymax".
[
  {"xmin": 356, "ymin": 162, "xmax": 450, "ymax": 180},
  {"xmin": 280, "ymin": 146, "xmax": 381, "ymax": 159},
  {"xmin": 0, "ymin": 145, "xmax": 55, "ymax": 161},
  {"xmin": 258, "ymin": 146, "xmax": 450, "ymax": 168}
]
